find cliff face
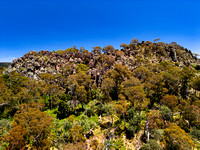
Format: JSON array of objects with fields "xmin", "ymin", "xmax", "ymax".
[{"xmin": 5, "ymin": 41, "xmax": 199, "ymax": 86}]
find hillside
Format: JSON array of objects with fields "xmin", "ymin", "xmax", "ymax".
[
  {"xmin": 1, "ymin": 39, "xmax": 200, "ymax": 150},
  {"xmin": 0, "ymin": 62, "xmax": 12, "ymax": 68},
  {"xmin": 6, "ymin": 40, "xmax": 199, "ymax": 84}
]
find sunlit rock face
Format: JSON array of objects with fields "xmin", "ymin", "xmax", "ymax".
[{"xmin": 5, "ymin": 42, "xmax": 199, "ymax": 87}]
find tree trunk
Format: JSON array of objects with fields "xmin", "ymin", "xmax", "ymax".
[
  {"xmin": 146, "ymin": 118, "xmax": 149, "ymax": 141},
  {"xmin": 123, "ymin": 113, "xmax": 126, "ymax": 129},
  {"xmin": 85, "ymin": 103, "xmax": 87, "ymax": 117}
]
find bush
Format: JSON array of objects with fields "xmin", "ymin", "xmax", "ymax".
[
  {"xmin": 163, "ymin": 125, "xmax": 194, "ymax": 150},
  {"xmin": 159, "ymin": 106, "xmax": 172, "ymax": 121},
  {"xmin": 140, "ymin": 139, "xmax": 161, "ymax": 150},
  {"xmin": 195, "ymin": 65, "xmax": 200, "ymax": 70},
  {"xmin": 80, "ymin": 114, "xmax": 96, "ymax": 134},
  {"xmin": 126, "ymin": 108, "xmax": 141, "ymax": 138},
  {"xmin": 190, "ymin": 126, "xmax": 200, "ymax": 140},
  {"xmin": 150, "ymin": 129, "xmax": 164, "ymax": 140}
]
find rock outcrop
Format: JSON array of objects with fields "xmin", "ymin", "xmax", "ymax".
[{"xmin": 5, "ymin": 41, "xmax": 199, "ymax": 87}]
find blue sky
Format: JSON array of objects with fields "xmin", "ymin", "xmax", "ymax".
[{"xmin": 0, "ymin": 0, "xmax": 200, "ymax": 62}]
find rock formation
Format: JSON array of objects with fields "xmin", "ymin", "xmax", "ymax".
[{"xmin": 5, "ymin": 41, "xmax": 199, "ymax": 87}]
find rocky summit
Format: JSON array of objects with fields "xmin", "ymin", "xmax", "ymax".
[{"xmin": 5, "ymin": 40, "xmax": 199, "ymax": 85}]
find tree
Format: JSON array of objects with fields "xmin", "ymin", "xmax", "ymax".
[
  {"xmin": 76, "ymin": 63, "xmax": 90, "ymax": 73},
  {"xmin": 79, "ymin": 114, "xmax": 96, "ymax": 135},
  {"xmin": 67, "ymin": 72, "xmax": 91, "ymax": 90},
  {"xmin": 120, "ymin": 43, "xmax": 128, "ymax": 49},
  {"xmin": 182, "ymin": 104, "xmax": 200, "ymax": 128},
  {"xmin": 115, "ymin": 94, "xmax": 129, "ymax": 129},
  {"xmin": 180, "ymin": 66, "xmax": 195, "ymax": 99},
  {"xmin": 105, "ymin": 63, "xmax": 132, "ymax": 85},
  {"xmin": 103, "ymin": 45, "xmax": 115, "ymax": 54},
  {"xmin": 67, "ymin": 72, "xmax": 92, "ymax": 110},
  {"xmin": 99, "ymin": 54, "xmax": 115, "ymax": 69},
  {"xmin": 0, "ymin": 76, "xmax": 10, "ymax": 112},
  {"xmin": 130, "ymin": 38, "xmax": 139, "ymax": 45},
  {"xmin": 61, "ymin": 62, "xmax": 74, "ymax": 77},
  {"xmin": 101, "ymin": 103, "xmax": 117, "ymax": 150},
  {"xmin": 65, "ymin": 46, "xmax": 79, "ymax": 53},
  {"xmin": 101, "ymin": 78, "xmax": 115, "ymax": 102},
  {"xmin": 126, "ymin": 108, "xmax": 142, "ymax": 138},
  {"xmin": 116, "ymin": 50, "xmax": 125, "ymax": 58},
  {"xmin": 3, "ymin": 125, "xmax": 29, "ymax": 150},
  {"xmin": 153, "ymin": 38, "xmax": 160, "ymax": 43},
  {"xmin": 57, "ymin": 94, "xmax": 72, "ymax": 119},
  {"xmin": 161, "ymin": 71, "xmax": 180, "ymax": 96},
  {"xmin": 190, "ymin": 126, "xmax": 200, "ymax": 140},
  {"xmin": 92, "ymin": 46, "xmax": 102, "ymax": 54},
  {"xmin": 3, "ymin": 71, "xmax": 28, "ymax": 94},
  {"xmin": 68, "ymin": 124, "xmax": 85, "ymax": 143},
  {"xmin": 80, "ymin": 47, "xmax": 88, "ymax": 53},
  {"xmin": 105, "ymin": 63, "xmax": 132, "ymax": 98},
  {"xmin": 3, "ymin": 105, "xmax": 53, "ymax": 149},
  {"xmin": 147, "ymin": 110, "xmax": 164, "ymax": 130},
  {"xmin": 140, "ymin": 139, "xmax": 161, "ymax": 150},
  {"xmin": 191, "ymin": 75, "xmax": 200, "ymax": 91},
  {"xmin": 124, "ymin": 86, "xmax": 147, "ymax": 111},
  {"xmin": 40, "ymin": 73, "xmax": 55, "ymax": 84},
  {"xmin": 1, "ymin": 72, "xmax": 30, "ymax": 117},
  {"xmin": 144, "ymin": 74, "xmax": 168, "ymax": 107},
  {"xmin": 163, "ymin": 125, "xmax": 194, "ymax": 150},
  {"xmin": 40, "ymin": 73, "xmax": 63, "ymax": 109},
  {"xmin": 133, "ymin": 66, "xmax": 153, "ymax": 83},
  {"xmin": 159, "ymin": 106, "xmax": 172, "ymax": 121},
  {"xmin": 161, "ymin": 95, "xmax": 178, "ymax": 112},
  {"xmin": 122, "ymin": 77, "xmax": 141, "ymax": 88},
  {"xmin": 77, "ymin": 86, "xmax": 87, "ymax": 109}
]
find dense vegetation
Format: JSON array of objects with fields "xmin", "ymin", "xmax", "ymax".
[
  {"xmin": 0, "ymin": 63, "xmax": 11, "ymax": 68},
  {"xmin": 0, "ymin": 38, "xmax": 200, "ymax": 149}
]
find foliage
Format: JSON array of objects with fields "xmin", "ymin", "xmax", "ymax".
[
  {"xmin": 159, "ymin": 106, "xmax": 172, "ymax": 121},
  {"xmin": 182, "ymin": 104, "xmax": 200, "ymax": 128},
  {"xmin": 140, "ymin": 139, "xmax": 161, "ymax": 150},
  {"xmin": 68, "ymin": 124, "xmax": 85, "ymax": 143},
  {"xmin": 190, "ymin": 126, "xmax": 200, "ymax": 140},
  {"xmin": 103, "ymin": 45, "xmax": 115, "ymax": 54},
  {"xmin": 1, "ymin": 38, "xmax": 200, "ymax": 149},
  {"xmin": 161, "ymin": 95, "xmax": 178, "ymax": 112},
  {"xmin": 147, "ymin": 110, "xmax": 164, "ymax": 130},
  {"xmin": 64, "ymin": 141, "xmax": 87, "ymax": 150},
  {"xmin": 115, "ymin": 94, "xmax": 129, "ymax": 129},
  {"xmin": 150, "ymin": 129, "xmax": 164, "ymax": 141},
  {"xmin": 105, "ymin": 63, "xmax": 132, "ymax": 97},
  {"xmin": 133, "ymin": 66, "xmax": 153, "ymax": 83},
  {"xmin": 124, "ymin": 85, "xmax": 148, "ymax": 111},
  {"xmin": 144, "ymin": 74, "xmax": 168, "ymax": 106},
  {"xmin": 101, "ymin": 78, "xmax": 115, "ymax": 102},
  {"xmin": 163, "ymin": 125, "xmax": 195, "ymax": 150},
  {"xmin": 3, "ymin": 105, "xmax": 53, "ymax": 149},
  {"xmin": 191, "ymin": 75, "xmax": 200, "ymax": 91},
  {"xmin": 92, "ymin": 46, "xmax": 102, "ymax": 54},
  {"xmin": 76, "ymin": 63, "xmax": 90, "ymax": 73},
  {"xmin": 111, "ymin": 138, "xmax": 126, "ymax": 150},
  {"xmin": 79, "ymin": 114, "xmax": 96, "ymax": 134},
  {"xmin": 126, "ymin": 108, "xmax": 142, "ymax": 138}
]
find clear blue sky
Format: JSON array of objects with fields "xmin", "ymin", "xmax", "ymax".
[{"xmin": 0, "ymin": 0, "xmax": 200, "ymax": 62}]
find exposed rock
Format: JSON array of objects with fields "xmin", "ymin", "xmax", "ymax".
[{"xmin": 5, "ymin": 41, "xmax": 199, "ymax": 86}]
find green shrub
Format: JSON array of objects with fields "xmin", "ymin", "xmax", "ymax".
[{"xmin": 140, "ymin": 139, "xmax": 161, "ymax": 150}]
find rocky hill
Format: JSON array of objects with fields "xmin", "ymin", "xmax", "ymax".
[
  {"xmin": 2, "ymin": 39, "xmax": 200, "ymax": 150},
  {"xmin": 5, "ymin": 40, "xmax": 199, "ymax": 85},
  {"xmin": 0, "ymin": 62, "xmax": 12, "ymax": 68}
]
